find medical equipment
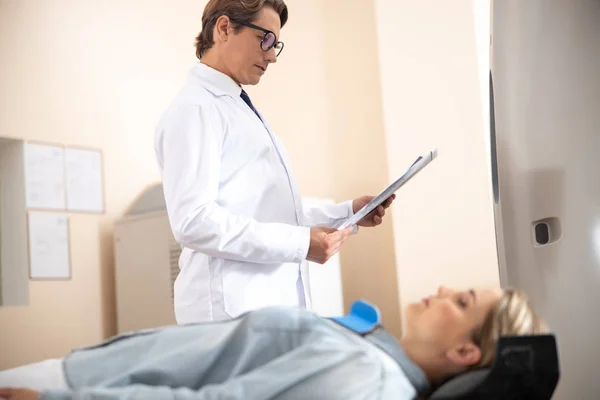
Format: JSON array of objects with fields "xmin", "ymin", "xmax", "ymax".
[
  {"xmin": 113, "ymin": 183, "xmax": 178, "ymax": 333},
  {"xmin": 428, "ymin": 335, "xmax": 559, "ymax": 399},
  {"xmin": 490, "ymin": 0, "xmax": 600, "ymax": 397}
]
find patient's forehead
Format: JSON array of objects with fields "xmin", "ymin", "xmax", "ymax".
[
  {"xmin": 473, "ymin": 288, "xmax": 503, "ymax": 301},
  {"xmin": 471, "ymin": 288, "xmax": 503, "ymax": 316}
]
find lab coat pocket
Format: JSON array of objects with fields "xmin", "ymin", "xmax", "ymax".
[{"xmin": 221, "ymin": 262, "xmax": 296, "ymax": 319}]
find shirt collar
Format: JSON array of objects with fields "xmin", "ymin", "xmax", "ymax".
[{"xmin": 189, "ymin": 62, "xmax": 242, "ymax": 98}]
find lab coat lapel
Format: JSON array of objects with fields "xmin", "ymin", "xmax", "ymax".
[
  {"xmin": 257, "ymin": 112, "xmax": 313, "ymax": 310},
  {"xmin": 258, "ymin": 113, "xmax": 303, "ymax": 226}
]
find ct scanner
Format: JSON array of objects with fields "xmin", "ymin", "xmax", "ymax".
[{"xmin": 491, "ymin": 0, "xmax": 600, "ymax": 398}]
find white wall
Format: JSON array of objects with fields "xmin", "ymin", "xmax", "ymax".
[
  {"xmin": 473, "ymin": 0, "xmax": 491, "ymax": 176},
  {"xmin": 0, "ymin": 0, "xmax": 203, "ymax": 368},
  {"xmin": 373, "ymin": 0, "xmax": 499, "ymax": 313}
]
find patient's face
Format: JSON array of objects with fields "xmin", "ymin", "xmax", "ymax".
[{"xmin": 404, "ymin": 286, "xmax": 503, "ymax": 353}]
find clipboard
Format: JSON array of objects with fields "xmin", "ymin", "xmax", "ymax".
[{"xmin": 336, "ymin": 148, "xmax": 438, "ymax": 230}]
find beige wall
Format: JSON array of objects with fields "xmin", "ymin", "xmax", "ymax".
[
  {"xmin": 374, "ymin": 0, "xmax": 499, "ymax": 315},
  {"xmin": 0, "ymin": 0, "xmax": 195, "ymax": 368},
  {"xmin": 0, "ymin": 0, "xmax": 399, "ymax": 369}
]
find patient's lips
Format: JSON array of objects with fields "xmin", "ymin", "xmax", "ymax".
[{"xmin": 422, "ymin": 297, "xmax": 430, "ymax": 306}]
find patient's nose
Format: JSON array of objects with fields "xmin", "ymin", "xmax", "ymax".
[{"xmin": 437, "ymin": 286, "xmax": 453, "ymax": 297}]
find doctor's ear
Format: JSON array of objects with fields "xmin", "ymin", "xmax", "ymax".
[
  {"xmin": 214, "ymin": 16, "xmax": 234, "ymax": 42},
  {"xmin": 445, "ymin": 342, "xmax": 481, "ymax": 368}
]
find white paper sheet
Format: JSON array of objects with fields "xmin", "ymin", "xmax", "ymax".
[
  {"xmin": 65, "ymin": 147, "xmax": 104, "ymax": 213},
  {"xmin": 28, "ymin": 212, "xmax": 70, "ymax": 279},
  {"xmin": 24, "ymin": 143, "xmax": 66, "ymax": 210}
]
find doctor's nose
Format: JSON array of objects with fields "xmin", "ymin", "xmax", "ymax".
[{"xmin": 265, "ymin": 49, "xmax": 277, "ymax": 64}]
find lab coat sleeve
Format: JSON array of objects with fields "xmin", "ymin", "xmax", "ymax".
[
  {"xmin": 157, "ymin": 103, "xmax": 310, "ymax": 264},
  {"xmin": 302, "ymin": 200, "xmax": 359, "ymax": 234},
  {"xmin": 302, "ymin": 200, "xmax": 353, "ymax": 228}
]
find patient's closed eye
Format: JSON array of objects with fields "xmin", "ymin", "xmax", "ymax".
[{"xmin": 457, "ymin": 295, "xmax": 470, "ymax": 309}]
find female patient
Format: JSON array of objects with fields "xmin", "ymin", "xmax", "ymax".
[{"xmin": 0, "ymin": 286, "xmax": 546, "ymax": 400}]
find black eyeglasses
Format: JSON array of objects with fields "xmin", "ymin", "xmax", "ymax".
[{"xmin": 230, "ymin": 18, "xmax": 284, "ymax": 57}]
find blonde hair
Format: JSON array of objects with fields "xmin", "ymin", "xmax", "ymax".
[{"xmin": 471, "ymin": 288, "xmax": 548, "ymax": 368}]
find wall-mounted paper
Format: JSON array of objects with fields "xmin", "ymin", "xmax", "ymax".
[
  {"xmin": 28, "ymin": 212, "xmax": 70, "ymax": 279},
  {"xmin": 24, "ymin": 143, "xmax": 66, "ymax": 210},
  {"xmin": 65, "ymin": 147, "xmax": 104, "ymax": 213}
]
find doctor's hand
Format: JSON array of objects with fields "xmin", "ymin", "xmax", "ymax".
[
  {"xmin": 0, "ymin": 388, "xmax": 40, "ymax": 400},
  {"xmin": 352, "ymin": 194, "xmax": 396, "ymax": 227},
  {"xmin": 306, "ymin": 226, "xmax": 353, "ymax": 264}
]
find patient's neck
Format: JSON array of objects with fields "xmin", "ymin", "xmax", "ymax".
[{"xmin": 399, "ymin": 337, "xmax": 455, "ymax": 386}]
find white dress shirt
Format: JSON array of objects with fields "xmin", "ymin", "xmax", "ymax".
[{"xmin": 155, "ymin": 63, "xmax": 356, "ymax": 323}]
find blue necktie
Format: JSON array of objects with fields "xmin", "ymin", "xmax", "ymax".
[{"xmin": 240, "ymin": 89, "xmax": 262, "ymax": 121}]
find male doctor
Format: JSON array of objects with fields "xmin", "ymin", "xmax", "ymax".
[{"xmin": 154, "ymin": 0, "xmax": 394, "ymax": 324}]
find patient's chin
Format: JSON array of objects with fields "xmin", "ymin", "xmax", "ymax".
[
  {"xmin": 403, "ymin": 303, "xmax": 422, "ymax": 324},
  {"xmin": 407, "ymin": 301, "xmax": 426, "ymax": 314}
]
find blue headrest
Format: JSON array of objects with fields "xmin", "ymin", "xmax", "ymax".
[{"xmin": 330, "ymin": 300, "xmax": 381, "ymax": 335}]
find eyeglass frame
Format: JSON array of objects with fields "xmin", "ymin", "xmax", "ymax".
[{"xmin": 229, "ymin": 17, "xmax": 285, "ymax": 57}]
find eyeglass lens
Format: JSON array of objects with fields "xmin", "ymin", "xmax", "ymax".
[{"xmin": 261, "ymin": 32, "xmax": 282, "ymax": 56}]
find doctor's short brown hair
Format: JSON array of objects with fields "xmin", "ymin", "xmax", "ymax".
[{"xmin": 195, "ymin": 0, "xmax": 288, "ymax": 60}]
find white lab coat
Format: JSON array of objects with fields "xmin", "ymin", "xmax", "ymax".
[{"xmin": 155, "ymin": 63, "xmax": 356, "ymax": 324}]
